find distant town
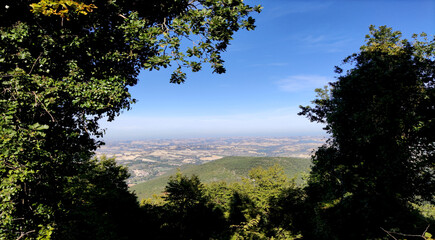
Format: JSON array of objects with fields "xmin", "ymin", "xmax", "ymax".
[{"xmin": 96, "ymin": 136, "xmax": 326, "ymax": 184}]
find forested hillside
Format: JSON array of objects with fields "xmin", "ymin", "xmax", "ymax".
[
  {"xmin": 131, "ymin": 156, "xmax": 311, "ymax": 199},
  {"xmin": 139, "ymin": 164, "xmax": 306, "ymax": 239}
]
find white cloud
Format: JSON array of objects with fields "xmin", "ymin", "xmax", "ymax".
[
  {"xmin": 302, "ymin": 35, "xmax": 327, "ymax": 44},
  {"xmin": 286, "ymin": 33, "xmax": 355, "ymax": 53},
  {"xmin": 276, "ymin": 75, "xmax": 332, "ymax": 92}
]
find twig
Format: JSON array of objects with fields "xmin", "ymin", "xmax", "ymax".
[
  {"xmin": 3, "ymin": 161, "xmax": 19, "ymax": 170},
  {"xmin": 381, "ymin": 225, "xmax": 431, "ymax": 239},
  {"xmin": 81, "ymin": 111, "xmax": 88, "ymax": 133},
  {"xmin": 423, "ymin": 225, "xmax": 431, "ymax": 238},
  {"xmin": 381, "ymin": 228, "xmax": 399, "ymax": 240},
  {"xmin": 187, "ymin": 1, "xmax": 198, "ymax": 10},
  {"xmin": 32, "ymin": 91, "xmax": 56, "ymax": 122},
  {"xmin": 28, "ymin": 52, "xmax": 43, "ymax": 75},
  {"xmin": 160, "ymin": 17, "xmax": 170, "ymax": 33},
  {"xmin": 0, "ymin": 74, "xmax": 15, "ymax": 78},
  {"xmin": 16, "ymin": 230, "xmax": 36, "ymax": 240}
]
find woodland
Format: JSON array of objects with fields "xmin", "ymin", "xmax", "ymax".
[{"xmin": 1, "ymin": 0, "xmax": 434, "ymax": 239}]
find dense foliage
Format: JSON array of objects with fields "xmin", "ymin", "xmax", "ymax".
[
  {"xmin": 137, "ymin": 159, "xmax": 435, "ymax": 240},
  {"xmin": 299, "ymin": 26, "xmax": 435, "ymax": 239},
  {"xmin": 140, "ymin": 165, "xmax": 302, "ymax": 240},
  {"xmin": 2, "ymin": 1, "xmax": 434, "ymax": 238},
  {"xmin": 0, "ymin": 0, "xmax": 260, "ymax": 239}
]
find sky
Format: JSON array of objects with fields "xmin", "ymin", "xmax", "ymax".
[{"xmin": 101, "ymin": 0, "xmax": 435, "ymax": 140}]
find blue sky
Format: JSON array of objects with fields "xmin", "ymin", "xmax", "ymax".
[{"xmin": 101, "ymin": 0, "xmax": 435, "ymax": 140}]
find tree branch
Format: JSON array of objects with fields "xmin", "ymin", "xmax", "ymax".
[
  {"xmin": 28, "ymin": 52, "xmax": 43, "ymax": 75},
  {"xmin": 16, "ymin": 230, "xmax": 36, "ymax": 240},
  {"xmin": 381, "ymin": 225, "xmax": 431, "ymax": 239},
  {"xmin": 32, "ymin": 91, "xmax": 56, "ymax": 122}
]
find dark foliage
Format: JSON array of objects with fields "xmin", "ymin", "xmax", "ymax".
[{"xmin": 299, "ymin": 25, "xmax": 435, "ymax": 239}]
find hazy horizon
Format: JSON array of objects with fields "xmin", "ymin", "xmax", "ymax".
[{"xmin": 100, "ymin": 134, "xmax": 329, "ymax": 142}]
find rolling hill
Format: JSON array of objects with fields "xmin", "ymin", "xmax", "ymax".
[{"xmin": 130, "ymin": 156, "xmax": 311, "ymax": 200}]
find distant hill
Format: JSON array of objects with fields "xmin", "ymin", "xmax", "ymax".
[{"xmin": 130, "ymin": 156, "xmax": 311, "ymax": 200}]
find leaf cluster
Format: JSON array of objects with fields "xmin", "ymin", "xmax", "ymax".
[{"xmin": 30, "ymin": 0, "xmax": 97, "ymax": 20}]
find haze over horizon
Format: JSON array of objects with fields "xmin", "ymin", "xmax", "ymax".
[{"xmin": 100, "ymin": 0, "xmax": 435, "ymax": 140}]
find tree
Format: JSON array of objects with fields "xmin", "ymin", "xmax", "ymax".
[
  {"xmin": 139, "ymin": 165, "xmax": 303, "ymax": 239},
  {"xmin": 226, "ymin": 165, "xmax": 297, "ymax": 239},
  {"xmin": 143, "ymin": 172, "xmax": 228, "ymax": 240},
  {"xmin": 52, "ymin": 156, "xmax": 144, "ymax": 240},
  {"xmin": 0, "ymin": 0, "xmax": 261, "ymax": 238},
  {"xmin": 299, "ymin": 26, "xmax": 435, "ymax": 239}
]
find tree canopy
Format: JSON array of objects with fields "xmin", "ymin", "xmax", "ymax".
[
  {"xmin": 299, "ymin": 25, "xmax": 435, "ymax": 239},
  {"xmin": 0, "ymin": 0, "xmax": 260, "ymax": 239},
  {"xmin": 139, "ymin": 165, "xmax": 301, "ymax": 239}
]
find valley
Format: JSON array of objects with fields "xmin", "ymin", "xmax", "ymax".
[{"xmin": 96, "ymin": 136, "xmax": 325, "ymax": 184}]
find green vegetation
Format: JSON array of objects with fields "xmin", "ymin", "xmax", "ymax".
[
  {"xmin": 1, "ymin": 0, "xmax": 434, "ymax": 238},
  {"xmin": 131, "ymin": 156, "xmax": 311, "ymax": 199},
  {"xmin": 140, "ymin": 165, "xmax": 304, "ymax": 239},
  {"xmin": 298, "ymin": 25, "xmax": 435, "ymax": 239},
  {"xmin": 0, "ymin": 1, "xmax": 260, "ymax": 239}
]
